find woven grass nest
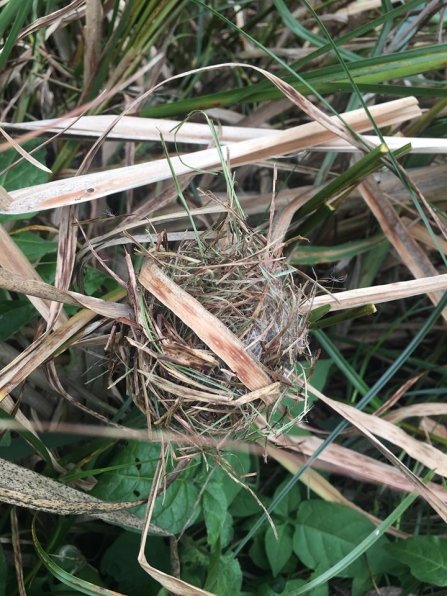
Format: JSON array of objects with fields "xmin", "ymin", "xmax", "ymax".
[{"xmin": 124, "ymin": 208, "xmax": 313, "ymax": 439}]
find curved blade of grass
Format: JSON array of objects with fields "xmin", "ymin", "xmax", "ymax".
[
  {"xmin": 147, "ymin": 0, "xmax": 431, "ymax": 119},
  {"xmin": 233, "ymin": 290, "xmax": 447, "ymax": 555},
  {"xmin": 32, "ymin": 517, "xmax": 125, "ymax": 596},
  {"xmin": 293, "ymin": 491, "xmax": 417, "ymax": 594}
]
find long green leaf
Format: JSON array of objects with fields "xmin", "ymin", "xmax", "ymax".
[{"xmin": 142, "ymin": 46, "xmax": 447, "ymax": 117}]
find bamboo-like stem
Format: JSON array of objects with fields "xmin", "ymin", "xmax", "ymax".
[
  {"xmin": 0, "ymin": 98, "xmax": 421, "ymax": 214},
  {"xmin": 304, "ymin": 273, "xmax": 447, "ymax": 312}
]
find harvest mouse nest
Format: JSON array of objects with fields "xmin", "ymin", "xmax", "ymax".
[{"xmin": 122, "ymin": 211, "xmax": 313, "ymax": 439}]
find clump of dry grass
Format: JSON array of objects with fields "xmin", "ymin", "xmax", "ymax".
[{"xmin": 119, "ymin": 202, "xmax": 313, "ymax": 440}]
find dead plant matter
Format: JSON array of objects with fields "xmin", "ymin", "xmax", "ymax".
[{"xmin": 122, "ymin": 209, "xmax": 313, "ymax": 439}]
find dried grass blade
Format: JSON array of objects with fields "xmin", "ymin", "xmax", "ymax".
[
  {"xmin": 0, "ymin": 299, "xmax": 107, "ymax": 401},
  {"xmin": 309, "ymin": 384, "xmax": 447, "ymax": 521},
  {"xmin": 316, "ymin": 135, "xmax": 447, "ymax": 154},
  {"xmin": 304, "ymin": 273, "xmax": 447, "ymax": 312},
  {"xmin": 270, "ymin": 432, "xmax": 447, "ymax": 503},
  {"xmin": 385, "ymin": 403, "xmax": 447, "ymax": 424},
  {"xmin": 46, "ymin": 205, "xmax": 79, "ymax": 330},
  {"xmin": 83, "ymin": 0, "xmax": 102, "ymax": 88},
  {"xmin": 402, "ymin": 216, "xmax": 447, "ymax": 254},
  {"xmin": 17, "ymin": 0, "xmax": 86, "ymax": 41},
  {"xmin": 310, "ymin": 388, "xmax": 447, "ymax": 476},
  {"xmin": 3, "ymin": 97, "xmax": 419, "ymax": 144},
  {"xmin": 0, "ymin": 126, "xmax": 51, "ymax": 173},
  {"xmin": 266, "ymin": 443, "xmax": 408, "ymax": 538}
]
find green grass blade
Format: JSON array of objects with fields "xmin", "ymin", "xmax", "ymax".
[{"xmin": 0, "ymin": 0, "xmax": 33, "ymax": 73}]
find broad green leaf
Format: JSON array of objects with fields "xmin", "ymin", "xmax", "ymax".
[
  {"xmin": 204, "ymin": 451, "xmax": 252, "ymax": 506},
  {"xmin": 230, "ymin": 487, "xmax": 270, "ymax": 518},
  {"xmin": 0, "ymin": 211, "xmax": 39, "ymax": 223},
  {"xmin": 219, "ymin": 512, "xmax": 234, "ymax": 549},
  {"xmin": 0, "ymin": 431, "xmax": 10, "ymax": 447},
  {"xmin": 0, "ymin": 139, "xmax": 49, "ymax": 192},
  {"xmin": 386, "ymin": 535, "xmax": 447, "ymax": 586},
  {"xmin": 253, "ymin": 587, "xmax": 278, "ymax": 596},
  {"xmin": 265, "ymin": 523, "xmax": 293, "ymax": 577},
  {"xmin": 0, "ymin": 300, "xmax": 37, "ymax": 340},
  {"xmin": 293, "ymin": 501, "xmax": 401, "ymax": 579},
  {"xmin": 271, "ymin": 477, "xmax": 301, "ymax": 519},
  {"xmin": 93, "ymin": 441, "xmax": 201, "ymax": 534},
  {"xmin": 309, "ymin": 567, "xmax": 329, "ymax": 596},
  {"xmin": 181, "ymin": 539, "xmax": 242, "ymax": 595},
  {"xmin": 249, "ymin": 532, "xmax": 270, "ymax": 571},
  {"xmin": 281, "ymin": 579, "xmax": 307, "ymax": 594},
  {"xmin": 203, "ymin": 481, "xmax": 228, "ymax": 545},
  {"xmin": 0, "ymin": 541, "xmax": 6, "ymax": 596},
  {"xmin": 12, "ymin": 232, "xmax": 58, "ymax": 260},
  {"xmin": 352, "ymin": 575, "xmax": 373, "ymax": 596},
  {"xmin": 307, "ymin": 359, "xmax": 332, "ymax": 393},
  {"xmin": 101, "ymin": 532, "xmax": 169, "ymax": 593},
  {"xmin": 83, "ymin": 268, "xmax": 120, "ymax": 296},
  {"xmin": 213, "ymin": 550, "xmax": 243, "ymax": 596}
]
